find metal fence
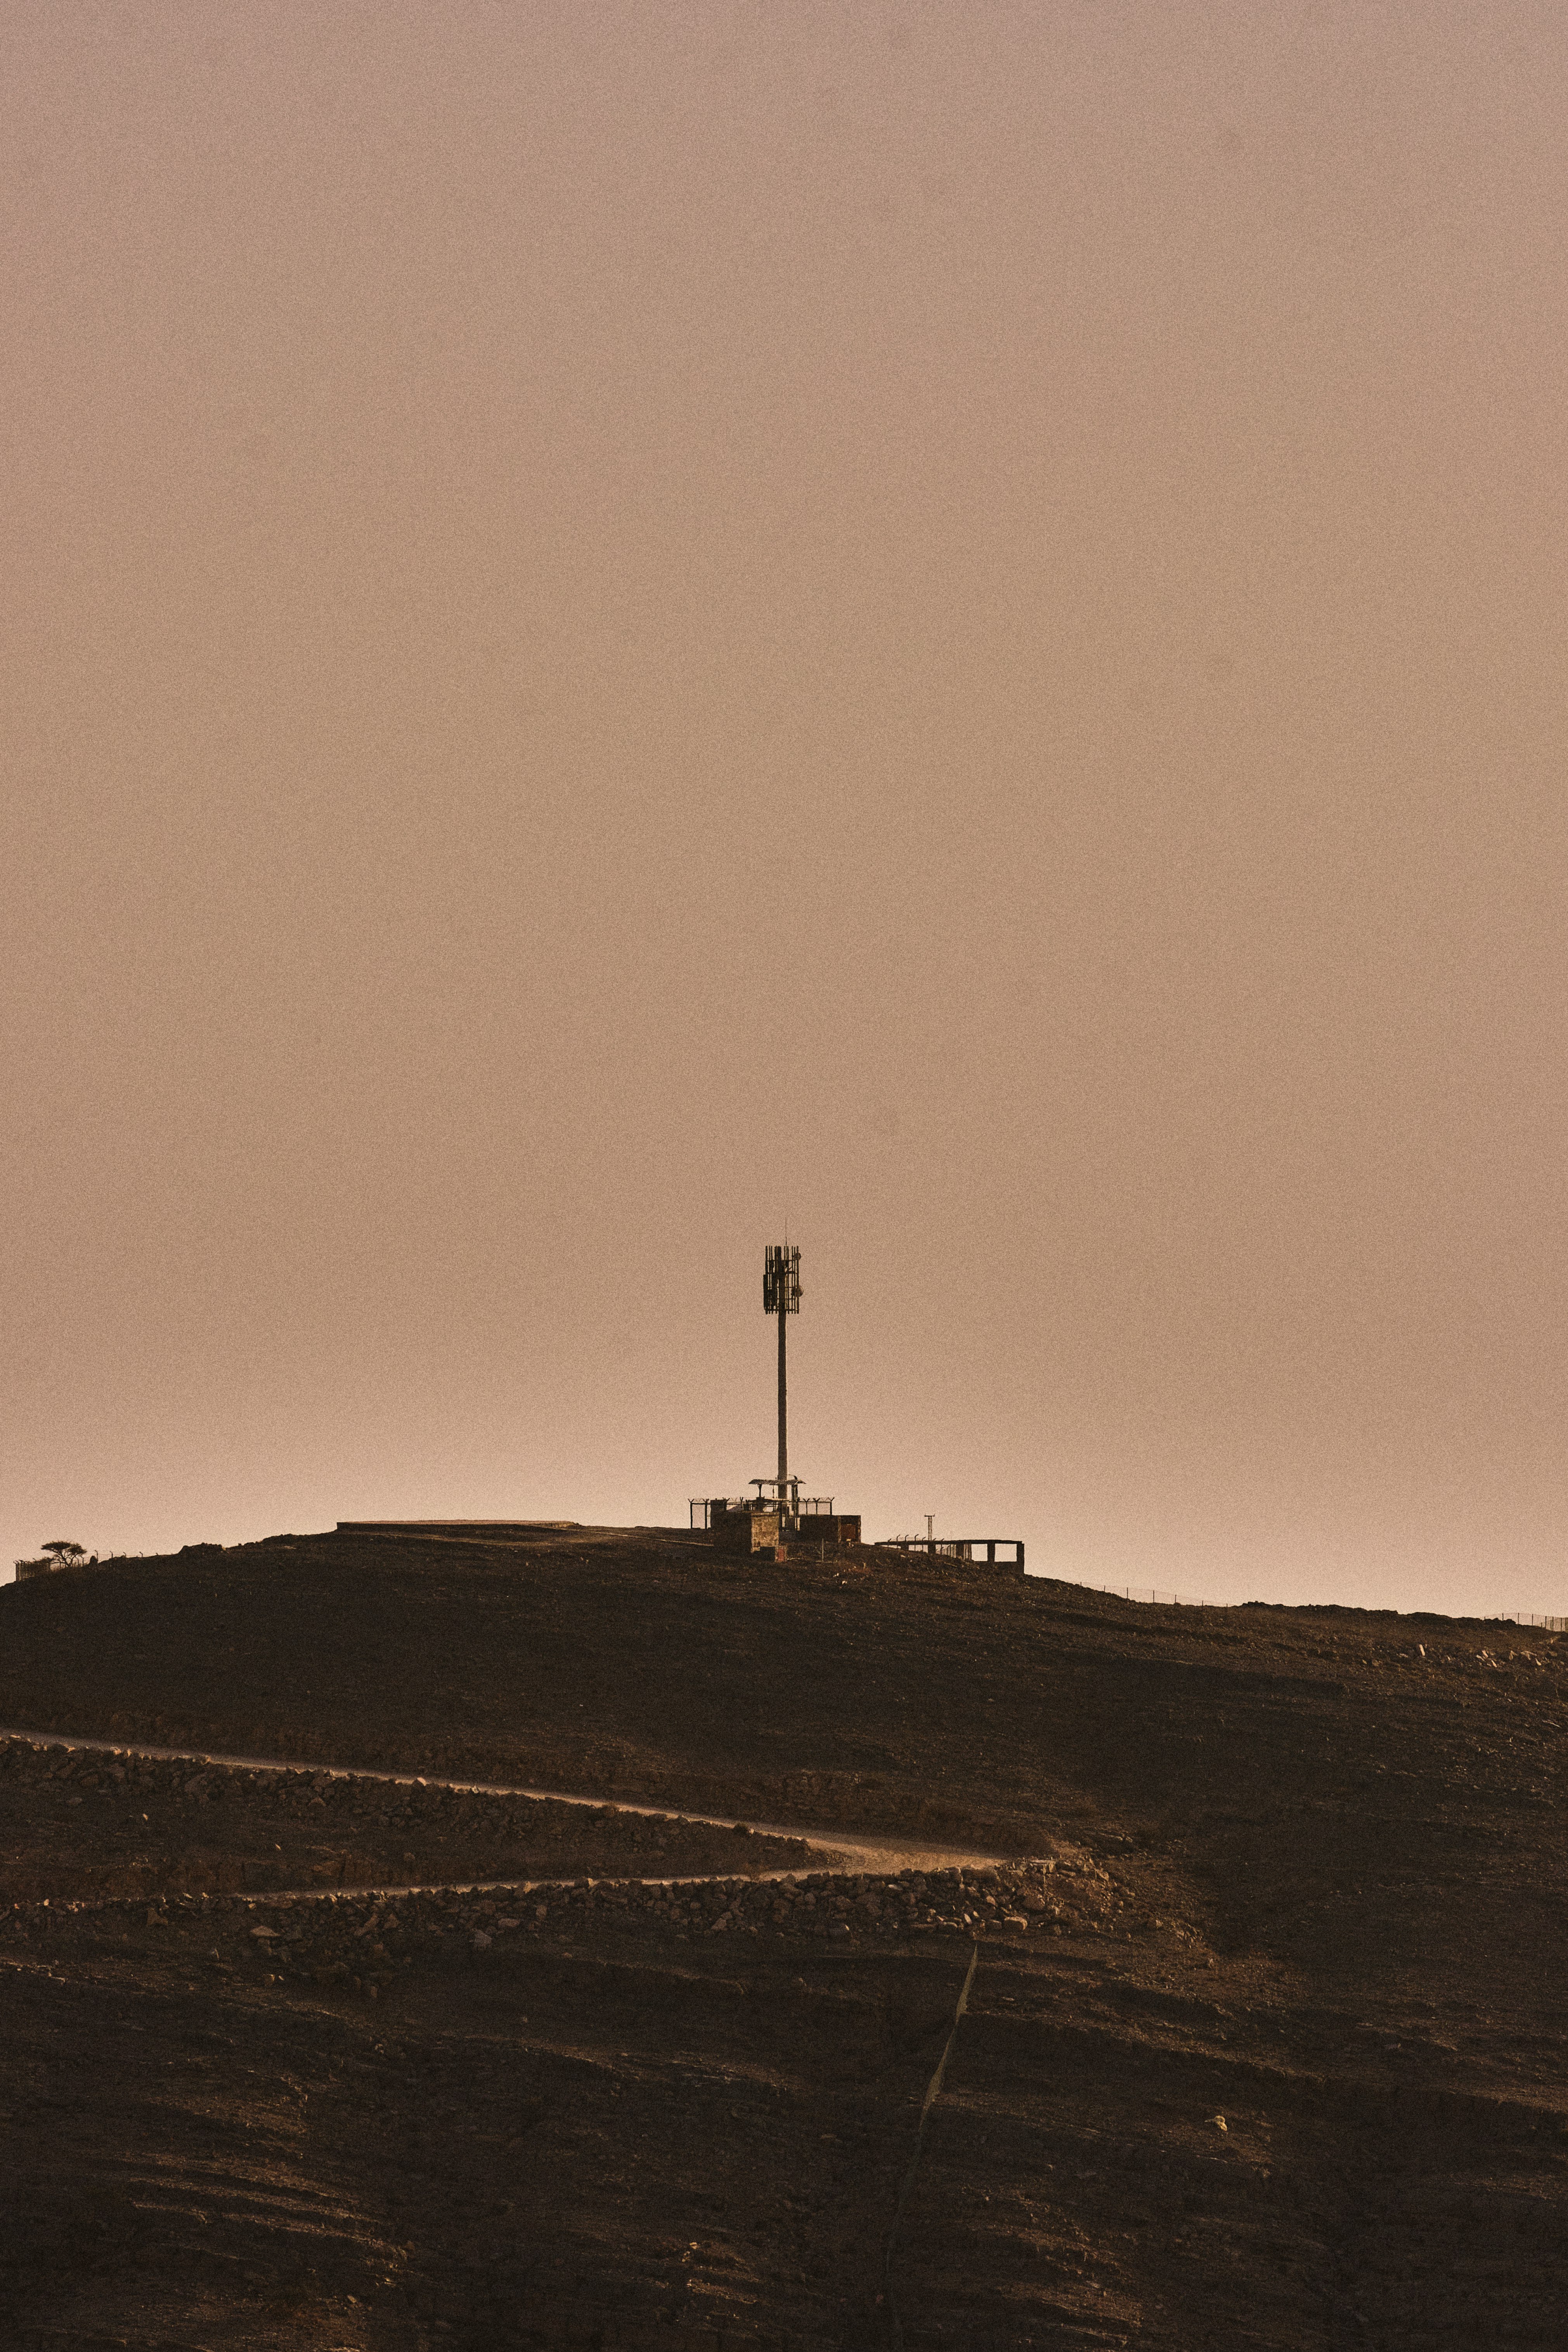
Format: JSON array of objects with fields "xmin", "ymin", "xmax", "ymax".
[
  {"xmin": 1077, "ymin": 1586, "xmax": 1566, "ymax": 1630},
  {"xmin": 1078, "ymin": 1582, "xmax": 1217, "ymax": 1610}
]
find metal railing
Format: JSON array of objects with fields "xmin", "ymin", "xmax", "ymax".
[
  {"xmin": 690, "ymin": 1496, "xmax": 840, "ymax": 1532},
  {"xmin": 880, "ymin": 1537, "xmax": 1025, "ymax": 1570}
]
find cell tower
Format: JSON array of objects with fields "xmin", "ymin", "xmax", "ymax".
[
  {"xmin": 690, "ymin": 1244, "xmax": 863, "ymax": 1549},
  {"xmin": 763, "ymin": 1243, "xmax": 802, "ymax": 1519}
]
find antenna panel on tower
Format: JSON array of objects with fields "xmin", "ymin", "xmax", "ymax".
[{"xmin": 764, "ymin": 1243, "xmax": 802, "ymax": 1314}]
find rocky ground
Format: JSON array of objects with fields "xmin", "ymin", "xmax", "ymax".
[{"xmin": 0, "ymin": 1526, "xmax": 1564, "ymax": 2348}]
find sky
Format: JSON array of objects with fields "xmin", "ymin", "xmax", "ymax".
[{"xmin": 4, "ymin": 2, "xmax": 1566, "ymax": 1615}]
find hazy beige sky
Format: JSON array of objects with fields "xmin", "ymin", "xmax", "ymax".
[{"xmin": 5, "ymin": 2, "xmax": 1565, "ymax": 1613}]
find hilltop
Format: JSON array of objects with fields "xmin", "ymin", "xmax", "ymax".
[{"xmin": 0, "ymin": 1525, "xmax": 1563, "ymax": 2347}]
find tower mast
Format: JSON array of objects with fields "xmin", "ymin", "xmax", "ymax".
[
  {"xmin": 763, "ymin": 1243, "xmax": 802, "ymax": 1525},
  {"xmin": 778, "ymin": 1280, "xmax": 788, "ymax": 1497}
]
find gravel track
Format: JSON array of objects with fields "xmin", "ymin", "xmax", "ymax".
[{"xmin": 0, "ymin": 1722, "xmax": 1019, "ymax": 1882}]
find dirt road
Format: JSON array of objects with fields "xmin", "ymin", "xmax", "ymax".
[{"xmin": 0, "ymin": 1723, "xmax": 1016, "ymax": 1881}]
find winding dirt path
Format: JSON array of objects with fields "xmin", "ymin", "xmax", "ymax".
[{"xmin": 0, "ymin": 1725, "xmax": 1017, "ymax": 1890}]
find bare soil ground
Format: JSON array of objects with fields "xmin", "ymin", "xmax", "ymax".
[{"xmin": 1, "ymin": 1525, "xmax": 1564, "ymax": 2349}]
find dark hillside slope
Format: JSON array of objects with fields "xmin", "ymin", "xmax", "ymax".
[
  {"xmin": 2, "ymin": 1529, "xmax": 1563, "ymax": 2019},
  {"xmin": 2, "ymin": 1529, "xmax": 1565, "ymax": 2349}
]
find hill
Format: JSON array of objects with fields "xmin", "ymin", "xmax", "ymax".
[{"xmin": 0, "ymin": 1524, "xmax": 1563, "ymax": 2347}]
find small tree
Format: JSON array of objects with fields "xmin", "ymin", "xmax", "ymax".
[{"xmin": 40, "ymin": 1541, "xmax": 87, "ymax": 1567}]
